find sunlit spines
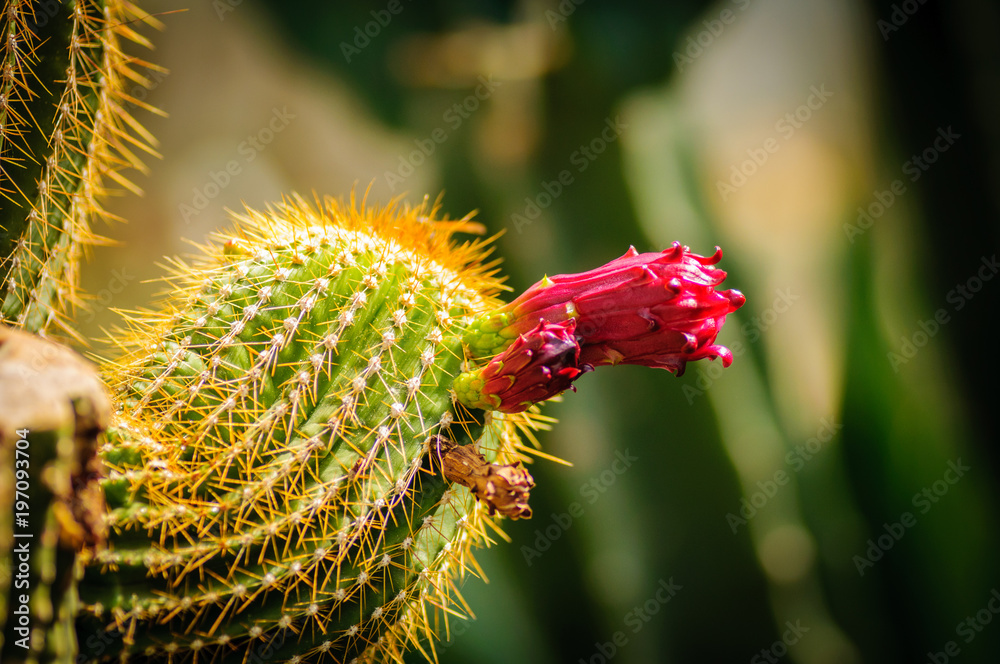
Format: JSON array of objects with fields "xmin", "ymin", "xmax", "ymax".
[
  {"xmin": 76, "ymin": 197, "xmax": 532, "ymax": 663},
  {"xmin": 0, "ymin": 0, "xmax": 160, "ymax": 338}
]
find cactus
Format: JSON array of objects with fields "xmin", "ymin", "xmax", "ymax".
[
  {"xmin": 1, "ymin": 3, "xmax": 747, "ymax": 663},
  {"xmin": 0, "ymin": 1, "xmax": 155, "ymax": 662},
  {"xmin": 1, "ymin": 0, "xmax": 158, "ymax": 338},
  {"xmin": 74, "ymin": 194, "xmax": 540, "ymax": 663},
  {"xmin": 0, "ymin": 325, "xmax": 110, "ymax": 664}
]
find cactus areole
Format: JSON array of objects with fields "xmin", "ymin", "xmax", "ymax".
[{"xmin": 64, "ymin": 194, "xmax": 744, "ymax": 663}]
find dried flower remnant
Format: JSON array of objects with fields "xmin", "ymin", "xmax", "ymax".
[{"xmin": 434, "ymin": 435, "xmax": 535, "ymax": 519}]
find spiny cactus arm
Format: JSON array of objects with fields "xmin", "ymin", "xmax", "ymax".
[
  {"xmin": 0, "ymin": 1, "xmax": 69, "ymax": 236},
  {"xmin": 1, "ymin": 0, "xmax": 159, "ymax": 338},
  {"xmin": 71, "ymin": 196, "xmax": 522, "ymax": 663},
  {"xmin": 76, "ymin": 444, "xmax": 479, "ymax": 662},
  {"xmin": 2, "ymin": 0, "xmax": 105, "ymax": 335},
  {"xmin": 0, "ymin": 326, "xmax": 109, "ymax": 664}
]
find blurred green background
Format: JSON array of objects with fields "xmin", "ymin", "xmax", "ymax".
[{"xmin": 81, "ymin": 0, "xmax": 1000, "ymax": 662}]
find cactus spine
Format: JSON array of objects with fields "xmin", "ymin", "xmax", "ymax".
[
  {"xmin": 76, "ymin": 195, "xmax": 538, "ymax": 663},
  {"xmin": 1, "ymin": 0, "xmax": 158, "ymax": 338}
]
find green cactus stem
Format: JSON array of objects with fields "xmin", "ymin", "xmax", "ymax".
[
  {"xmin": 0, "ymin": 0, "xmax": 160, "ymax": 338},
  {"xmin": 1, "ymin": 2, "xmax": 156, "ymax": 662},
  {"xmin": 0, "ymin": 326, "xmax": 110, "ymax": 664},
  {"xmin": 75, "ymin": 195, "xmax": 541, "ymax": 663}
]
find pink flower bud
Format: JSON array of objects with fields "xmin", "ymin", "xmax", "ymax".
[
  {"xmin": 498, "ymin": 242, "xmax": 745, "ymax": 376},
  {"xmin": 454, "ymin": 320, "xmax": 588, "ymax": 414}
]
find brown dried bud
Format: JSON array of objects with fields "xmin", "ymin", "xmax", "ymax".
[{"xmin": 433, "ymin": 436, "xmax": 534, "ymax": 519}]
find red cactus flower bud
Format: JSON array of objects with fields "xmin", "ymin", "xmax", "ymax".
[
  {"xmin": 454, "ymin": 320, "xmax": 589, "ymax": 413},
  {"xmin": 470, "ymin": 242, "xmax": 745, "ymax": 377}
]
